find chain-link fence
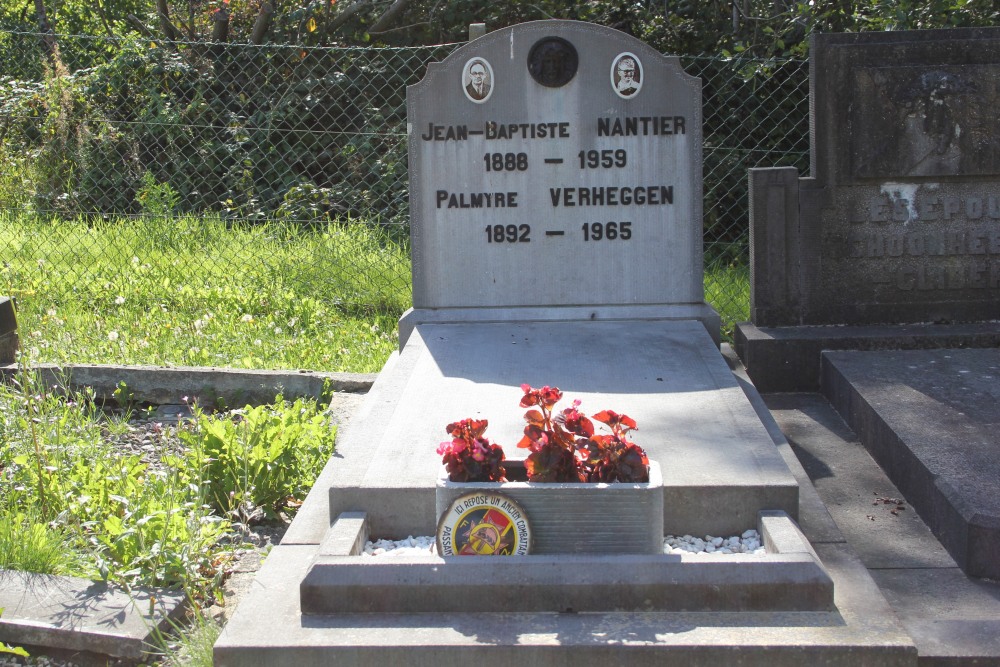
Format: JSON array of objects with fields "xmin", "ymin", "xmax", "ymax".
[{"xmin": 0, "ymin": 30, "xmax": 809, "ymax": 346}]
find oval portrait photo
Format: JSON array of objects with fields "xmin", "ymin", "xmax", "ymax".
[
  {"xmin": 463, "ymin": 57, "xmax": 494, "ymax": 103},
  {"xmin": 611, "ymin": 52, "xmax": 643, "ymax": 99}
]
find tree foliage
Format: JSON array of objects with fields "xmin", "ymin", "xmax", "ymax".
[{"xmin": 3, "ymin": 0, "xmax": 997, "ymax": 54}]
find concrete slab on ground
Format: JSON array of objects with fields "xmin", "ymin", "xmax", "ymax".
[
  {"xmin": 0, "ymin": 569, "xmax": 186, "ymax": 661},
  {"xmin": 765, "ymin": 392, "xmax": 1000, "ymax": 666},
  {"xmin": 722, "ymin": 345, "xmax": 843, "ymax": 546},
  {"xmin": 734, "ymin": 322, "xmax": 1000, "ymax": 393},
  {"xmin": 214, "ymin": 540, "xmax": 915, "ymax": 667},
  {"xmin": 300, "ymin": 510, "xmax": 833, "ymax": 614},
  {"xmin": 321, "ymin": 319, "xmax": 799, "ymax": 540},
  {"xmin": 0, "ymin": 363, "xmax": 376, "ymax": 408},
  {"xmin": 821, "ymin": 348, "xmax": 1000, "ymax": 579},
  {"xmin": 764, "ymin": 392, "xmax": 956, "ymax": 571}
]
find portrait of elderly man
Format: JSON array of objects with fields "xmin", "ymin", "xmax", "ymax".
[
  {"xmin": 612, "ymin": 54, "xmax": 642, "ymax": 98},
  {"xmin": 464, "ymin": 59, "xmax": 492, "ymax": 102}
]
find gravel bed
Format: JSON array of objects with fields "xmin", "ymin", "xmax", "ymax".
[{"xmin": 363, "ymin": 530, "xmax": 767, "ymax": 557}]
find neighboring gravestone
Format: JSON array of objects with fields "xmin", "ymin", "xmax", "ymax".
[
  {"xmin": 736, "ymin": 27, "xmax": 1000, "ymax": 392},
  {"xmin": 0, "ymin": 296, "xmax": 18, "ymax": 364},
  {"xmin": 400, "ymin": 20, "xmax": 719, "ymax": 346}
]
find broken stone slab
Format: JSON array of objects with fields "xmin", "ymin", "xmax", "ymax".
[{"xmin": 0, "ymin": 569, "xmax": 186, "ymax": 661}]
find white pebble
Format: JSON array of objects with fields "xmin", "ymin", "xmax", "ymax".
[
  {"xmin": 663, "ymin": 530, "xmax": 767, "ymax": 557},
  {"xmin": 362, "ymin": 536, "xmax": 436, "ymax": 558}
]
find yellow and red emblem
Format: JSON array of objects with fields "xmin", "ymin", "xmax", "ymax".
[{"xmin": 436, "ymin": 492, "xmax": 532, "ymax": 556}]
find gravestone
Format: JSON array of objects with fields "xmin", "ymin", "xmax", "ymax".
[
  {"xmin": 736, "ymin": 28, "xmax": 1000, "ymax": 392},
  {"xmin": 400, "ymin": 20, "xmax": 719, "ymax": 346},
  {"xmin": 215, "ymin": 22, "xmax": 912, "ymax": 666},
  {"xmin": 0, "ymin": 297, "xmax": 18, "ymax": 364},
  {"xmin": 735, "ymin": 27, "xmax": 1000, "ymax": 580},
  {"xmin": 312, "ymin": 20, "xmax": 796, "ymax": 541}
]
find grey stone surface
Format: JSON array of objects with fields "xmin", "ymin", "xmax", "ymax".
[
  {"xmin": 765, "ymin": 392, "xmax": 957, "ymax": 570},
  {"xmin": 301, "ymin": 553, "xmax": 833, "ymax": 614},
  {"xmin": 765, "ymin": 391, "xmax": 1000, "ymax": 665},
  {"xmin": 0, "ymin": 569, "xmax": 185, "ymax": 660},
  {"xmin": 0, "ymin": 363, "xmax": 375, "ymax": 407},
  {"xmin": 435, "ymin": 460, "xmax": 664, "ymax": 555},
  {"xmin": 734, "ymin": 321, "xmax": 1000, "ymax": 393},
  {"xmin": 822, "ymin": 349, "xmax": 1000, "ymax": 579},
  {"xmin": 403, "ymin": 20, "xmax": 718, "ymax": 345},
  {"xmin": 216, "ymin": 541, "xmax": 914, "ymax": 667},
  {"xmin": 317, "ymin": 512, "xmax": 369, "ymax": 557},
  {"xmin": 0, "ymin": 296, "xmax": 17, "ymax": 364},
  {"xmin": 300, "ymin": 510, "xmax": 831, "ymax": 614},
  {"xmin": 722, "ymin": 346, "xmax": 845, "ymax": 548},
  {"xmin": 325, "ymin": 320, "xmax": 798, "ymax": 540},
  {"xmin": 399, "ymin": 302, "xmax": 722, "ymax": 348},
  {"xmin": 746, "ymin": 29, "xmax": 1000, "ymax": 330},
  {"xmin": 299, "ymin": 511, "xmax": 833, "ymax": 614}
]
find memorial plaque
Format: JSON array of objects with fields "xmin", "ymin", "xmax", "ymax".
[
  {"xmin": 747, "ymin": 28, "xmax": 1000, "ymax": 328},
  {"xmin": 851, "ymin": 65, "xmax": 1000, "ymax": 179},
  {"xmin": 407, "ymin": 21, "xmax": 703, "ymax": 312}
]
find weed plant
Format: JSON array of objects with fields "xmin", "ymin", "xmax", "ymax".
[
  {"xmin": 180, "ymin": 396, "xmax": 339, "ymax": 523},
  {"xmin": 0, "ymin": 368, "xmax": 337, "ymax": 599},
  {"xmin": 154, "ymin": 612, "xmax": 221, "ymax": 667}
]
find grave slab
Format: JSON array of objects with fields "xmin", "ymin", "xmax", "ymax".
[
  {"xmin": 0, "ymin": 569, "xmax": 186, "ymax": 661},
  {"xmin": 214, "ymin": 541, "xmax": 915, "ymax": 667},
  {"xmin": 821, "ymin": 348, "xmax": 1000, "ymax": 579},
  {"xmin": 734, "ymin": 321, "xmax": 1000, "ymax": 393},
  {"xmin": 766, "ymin": 392, "xmax": 1000, "ymax": 664},
  {"xmin": 0, "ymin": 363, "xmax": 374, "ymax": 408},
  {"xmin": 764, "ymin": 392, "xmax": 957, "ymax": 571},
  {"xmin": 321, "ymin": 319, "xmax": 798, "ymax": 541}
]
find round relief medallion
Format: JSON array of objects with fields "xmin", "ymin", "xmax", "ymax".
[
  {"xmin": 436, "ymin": 492, "xmax": 532, "ymax": 556},
  {"xmin": 527, "ymin": 36, "xmax": 578, "ymax": 88}
]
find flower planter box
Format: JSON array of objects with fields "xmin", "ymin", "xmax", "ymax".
[{"xmin": 435, "ymin": 460, "xmax": 663, "ymax": 555}]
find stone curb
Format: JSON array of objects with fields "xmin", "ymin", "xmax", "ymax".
[{"xmin": 0, "ymin": 363, "xmax": 377, "ymax": 408}]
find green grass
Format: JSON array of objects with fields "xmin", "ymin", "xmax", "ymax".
[
  {"xmin": 0, "ymin": 510, "xmax": 86, "ymax": 576},
  {"xmin": 705, "ymin": 259, "xmax": 749, "ymax": 342},
  {"xmin": 1, "ymin": 213, "xmax": 750, "ymax": 369},
  {"xmin": 155, "ymin": 612, "xmax": 222, "ymax": 667},
  {"xmin": 1, "ymin": 213, "xmax": 407, "ymax": 373}
]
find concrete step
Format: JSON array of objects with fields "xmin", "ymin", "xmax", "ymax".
[
  {"xmin": 821, "ymin": 348, "xmax": 1000, "ymax": 579},
  {"xmin": 765, "ymin": 392, "xmax": 1000, "ymax": 667},
  {"xmin": 215, "ymin": 541, "xmax": 914, "ymax": 667}
]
